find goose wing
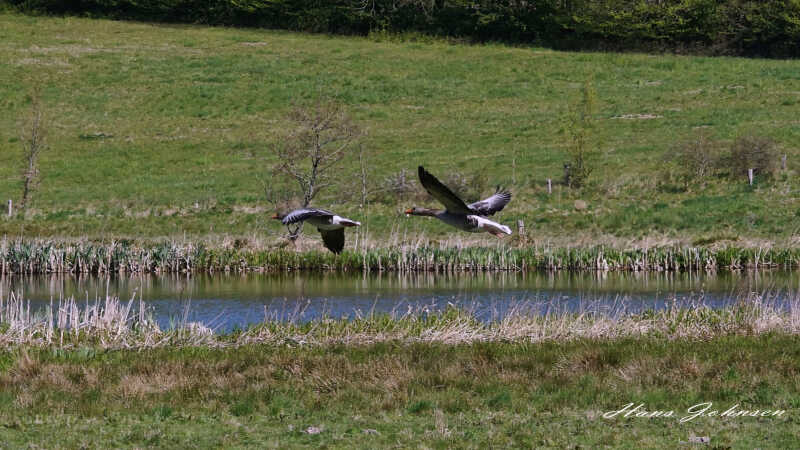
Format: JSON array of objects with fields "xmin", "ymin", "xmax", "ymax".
[
  {"xmin": 281, "ymin": 208, "xmax": 334, "ymax": 225},
  {"xmin": 468, "ymin": 188, "xmax": 512, "ymax": 216},
  {"xmin": 417, "ymin": 166, "xmax": 471, "ymax": 215},
  {"xmin": 318, "ymin": 228, "xmax": 345, "ymax": 254}
]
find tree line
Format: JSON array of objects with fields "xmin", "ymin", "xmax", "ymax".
[{"xmin": 5, "ymin": 0, "xmax": 800, "ymax": 57}]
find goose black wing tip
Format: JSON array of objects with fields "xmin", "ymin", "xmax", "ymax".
[
  {"xmin": 418, "ymin": 165, "xmax": 427, "ymax": 180},
  {"xmin": 319, "ymin": 228, "xmax": 345, "ymax": 254},
  {"xmin": 493, "ymin": 185, "xmax": 511, "ymax": 196}
]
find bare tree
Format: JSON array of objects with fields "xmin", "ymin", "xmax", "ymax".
[
  {"xmin": 269, "ymin": 100, "xmax": 362, "ymax": 238},
  {"xmin": 263, "ymin": 178, "xmax": 295, "ymax": 211},
  {"xmin": 19, "ymin": 89, "xmax": 47, "ymax": 213}
]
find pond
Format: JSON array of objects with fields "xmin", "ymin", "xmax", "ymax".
[{"xmin": 2, "ymin": 270, "xmax": 798, "ymax": 332}]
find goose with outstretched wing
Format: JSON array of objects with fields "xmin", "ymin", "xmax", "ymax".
[
  {"xmin": 272, "ymin": 208, "xmax": 360, "ymax": 253},
  {"xmin": 405, "ymin": 166, "xmax": 512, "ymax": 236}
]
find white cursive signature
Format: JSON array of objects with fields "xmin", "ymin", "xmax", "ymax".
[{"xmin": 602, "ymin": 402, "xmax": 786, "ymax": 422}]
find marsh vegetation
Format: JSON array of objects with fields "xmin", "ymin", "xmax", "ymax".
[{"xmin": 0, "ymin": 238, "xmax": 798, "ymax": 274}]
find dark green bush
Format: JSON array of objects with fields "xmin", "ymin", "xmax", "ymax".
[{"xmin": 4, "ymin": 0, "xmax": 800, "ymax": 57}]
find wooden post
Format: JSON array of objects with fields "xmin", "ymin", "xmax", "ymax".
[
  {"xmin": 547, "ymin": 178, "xmax": 552, "ymax": 194},
  {"xmin": 517, "ymin": 219, "xmax": 525, "ymax": 237},
  {"xmin": 7, "ymin": 199, "xmax": 10, "ymax": 217},
  {"xmin": 748, "ymin": 168, "xmax": 754, "ymax": 185},
  {"xmin": 782, "ymin": 154, "xmax": 787, "ymax": 171}
]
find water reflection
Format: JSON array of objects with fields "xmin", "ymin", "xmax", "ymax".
[{"xmin": 1, "ymin": 270, "xmax": 798, "ymax": 331}]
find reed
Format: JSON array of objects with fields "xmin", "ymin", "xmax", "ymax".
[
  {"xmin": 0, "ymin": 238, "xmax": 798, "ymax": 274},
  {"xmin": 2, "ymin": 290, "xmax": 799, "ymax": 349}
]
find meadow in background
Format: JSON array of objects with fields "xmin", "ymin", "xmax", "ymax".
[{"xmin": 0, "ymin": 13, "xmax": 798, "ymax": 247}]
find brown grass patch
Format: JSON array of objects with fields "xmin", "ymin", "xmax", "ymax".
[
  {"xmin": 16, "ymin": 57, "xmax": 71, "ymax": 67},
  {"xmin": 1, "ymin": 353, "xmax": 99, "ymax": 395},
  {"xmin": 118, "ymin": 371, "xmax": 191, "ymax": 398},
  {"xmin": 611, "ymin": 113, "xmax": 663, "ymax": 120}
]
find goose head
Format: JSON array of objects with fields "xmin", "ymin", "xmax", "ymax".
[{"xmin": 404, "ymin": 207, "xmax": 438, "ymax": 217}]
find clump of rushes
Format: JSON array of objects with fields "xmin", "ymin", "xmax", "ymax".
[
  {"xmin": 0, "ymin": 238, "xmax": 798, "ymax": 274},
  {"xmin": 1, "ymin": 291, "xmax": 799, "ymax": 349}
]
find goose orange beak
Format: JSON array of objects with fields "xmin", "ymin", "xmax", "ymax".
[
  {"xmin": 271, "ymin": 213, "xmax": 280, "ymax": 219},
  {"xmin": 404, "ymin": 208, "xmax": 413, "ymax": 215}
]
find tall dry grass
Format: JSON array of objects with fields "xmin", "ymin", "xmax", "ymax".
[{"xmin": 1, "ymin": 290, "xmax": 799, "ymax": 349}]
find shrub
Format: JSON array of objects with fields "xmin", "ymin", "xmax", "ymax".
[
  {"xmin": 726, "ymin": 134, "xmax": 779, "ymax": 180},
  {"xmin": 669, "ymin": 130, "xmax": 722, "ymax": 187},
  {"xmin": 375, "ymin": 168, "xmax": 425, "ymax": 204}
]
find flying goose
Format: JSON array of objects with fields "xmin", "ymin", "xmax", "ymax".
[
  {"xmin": 272, "ymin": 208, "xmax": 361, "ymax": 254},
  {"xmin": 405, "ymin": 166, "xmax": 512, "ymax": 236}
]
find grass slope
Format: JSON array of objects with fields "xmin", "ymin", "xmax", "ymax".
[
  {"xmin": 0, "ymin": 337, "xmax": 799, "ymax": 448},
  {"xmin": 0, "ymin": 13, "xmax": 799, "ymax": 243}
]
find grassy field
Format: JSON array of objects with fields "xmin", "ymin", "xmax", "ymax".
[
  {"xmin": 0, "ymin": 13, "xmax": 798, "ymax": 245},
  {"xmin": 0, "ymin": 336, "xmax": 798, "ymax": 448}
]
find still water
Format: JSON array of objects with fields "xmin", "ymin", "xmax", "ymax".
[{"xmin": 2, "ymin": 271, "xmax": 798, "ymax": 331}]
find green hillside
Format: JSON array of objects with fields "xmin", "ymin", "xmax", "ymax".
[{"xmin": 0, "ymin": 13, "xmax": 798, "ymax": 244}]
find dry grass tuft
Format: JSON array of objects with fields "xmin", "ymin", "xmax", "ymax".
[
  {"xmin": 1, "ymin": 290, "xmax": 800, "ymax": 350},
  {"xmin": 118, "ymin": 372, "xmax": 190, "ymax": 398}
]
